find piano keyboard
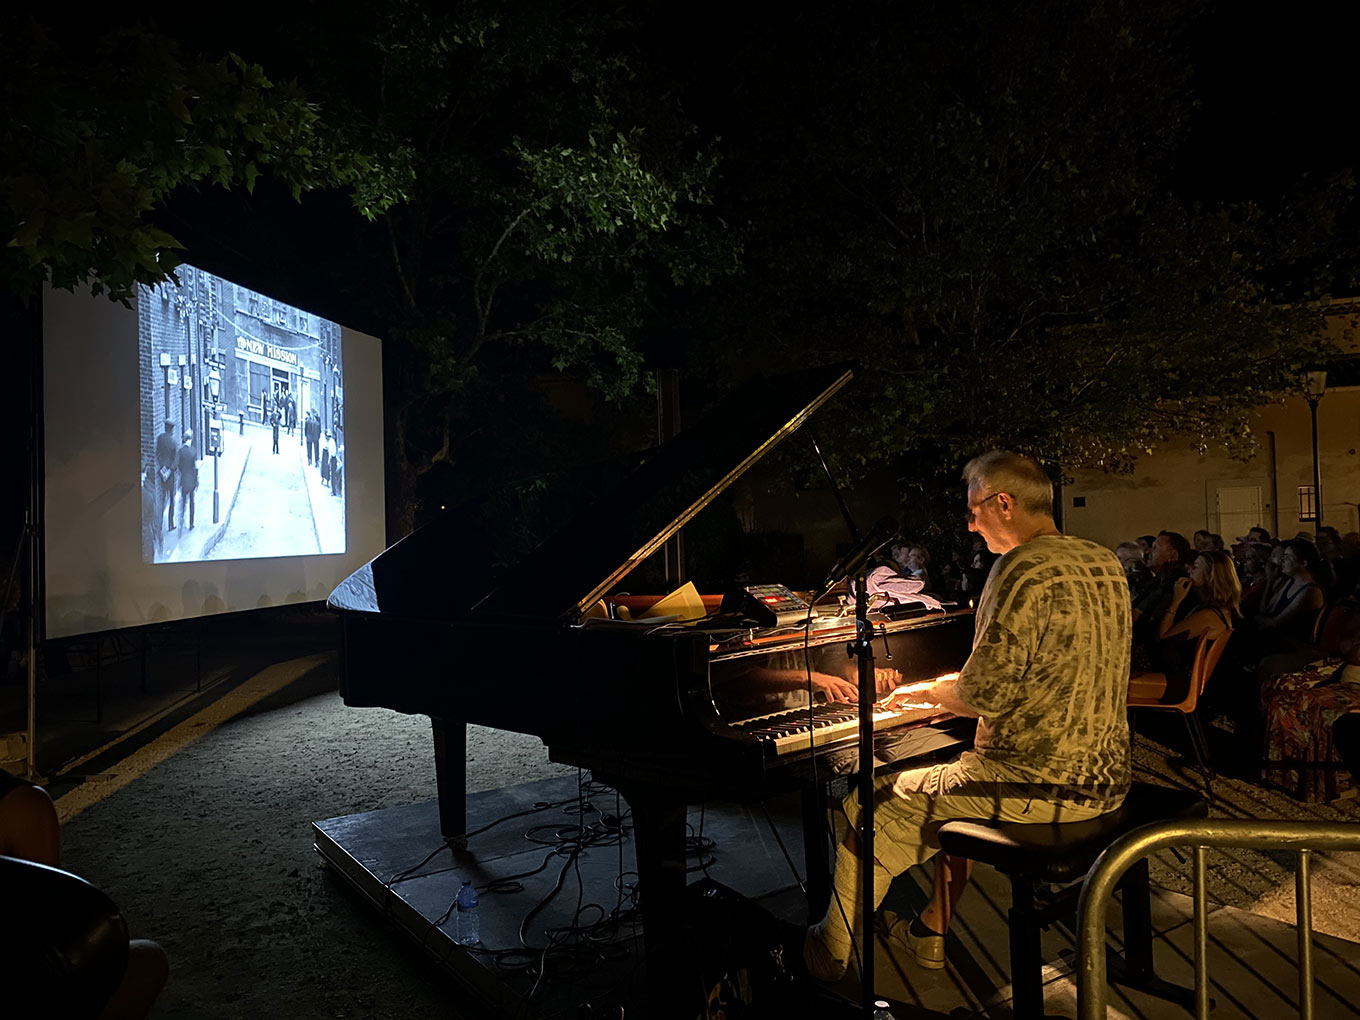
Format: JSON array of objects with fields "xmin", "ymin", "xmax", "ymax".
[{"xmin": 736, "ymin": 703, "xmax": 904, "ymax": 755}]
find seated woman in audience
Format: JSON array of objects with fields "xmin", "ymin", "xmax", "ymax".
[
  {"xmin": 1159, "ymin": 550, "xmax": 1240, "ymax": 644},
  {"xmin": 1133, "ymin": 550, "xmax": 1240, "ymax": 684},
  {"xmin": 1253, "ymin": 540, "xmax": 1326, "ymax": 649}
]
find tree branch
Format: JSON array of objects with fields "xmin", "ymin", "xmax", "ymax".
[
  {"xmin": 473, "ymin": 204, "xmax": 535, "ymax": 335},
  {"xmin": 385, "ymin": 214, "xmax": 419, "ymax": 313}
]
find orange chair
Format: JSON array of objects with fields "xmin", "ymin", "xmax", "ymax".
[{"xmin": 1128, "ymin": 630, "xmax": 1233, "ymax": 787}]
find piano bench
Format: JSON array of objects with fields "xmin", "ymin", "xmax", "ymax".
[{"xmin": 935, "ymin": 782, "xmax": 1207, "ymax": 1019}]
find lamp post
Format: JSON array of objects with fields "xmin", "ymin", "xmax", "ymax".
[{"xmin": 1304, "ymin": 369, "xmax": 1327, "ymax": 533}]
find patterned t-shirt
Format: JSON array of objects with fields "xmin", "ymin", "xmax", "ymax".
[{"xmin": 953, "ymin": 534, "xmax": 1132, "ymax": 808}]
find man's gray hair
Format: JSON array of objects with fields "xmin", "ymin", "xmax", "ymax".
[{"xmin": 962, "ymin": 450, "xmax": 1054, "ymax": 517}]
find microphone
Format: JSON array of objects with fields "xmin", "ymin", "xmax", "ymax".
[{"xmin": 822, "ymin": 515, "xmax": 898, "ymax": 590}]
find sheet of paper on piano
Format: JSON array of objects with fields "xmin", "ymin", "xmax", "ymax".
[
  {"xmin": 636, "ymin": 581, "xmax": 707, "ymax": 620},
  {"xmin": 581, "ymin": 581, "xmax": 709, "ymax": 623}
]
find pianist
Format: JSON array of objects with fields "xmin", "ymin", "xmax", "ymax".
[{"xmin": 804, "ymin": 450, "xmax": 1132, "ymax": 979}]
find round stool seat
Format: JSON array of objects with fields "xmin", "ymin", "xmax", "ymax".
[{"xmin": 937, "ymin": 782, "xmax": 1207, "ymax": 884}]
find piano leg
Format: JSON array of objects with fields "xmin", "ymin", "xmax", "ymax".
[
  {"xmin": 430, "ymin": 717, "xmax": 466, "ymax": 839},
  {"xmin": 614, "ymin": 784, "xmax": 696, "ymax": 1018},
  {"xmin": 801, "ymin": 781, "xmax": 832, "ymax": 921}
]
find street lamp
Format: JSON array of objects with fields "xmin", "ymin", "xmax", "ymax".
[{"xmin": 1304, "ymin": 369, "xmax": 1327, "ymax": 533}]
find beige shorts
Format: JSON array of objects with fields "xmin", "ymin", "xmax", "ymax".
[{"xmin": 842, "ymin": 751, "xmax": 1114, "ymax": 877}]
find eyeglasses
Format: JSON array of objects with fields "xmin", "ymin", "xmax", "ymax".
[{"xmin": 966, "ymin": 491, "xmax": 1003, "ymax": 522}]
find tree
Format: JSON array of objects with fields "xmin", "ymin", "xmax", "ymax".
[
  {"xmin": 686, "ymin": 0, "xmax": 1356, "ymax": 536},
  {"xmin": 0, "ymin": 18, "xmax": 378, "ymax": 302},
  {"xmin": 185, "ymin": 0, "xmax": 737, "ymax": 538},
  {"xmin": 4, "ymin": 5, "xmax": 738, "ymax": 544}
]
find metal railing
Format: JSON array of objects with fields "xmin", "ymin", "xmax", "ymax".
[{"xmin": 1077, "ymin": 819, "xmax": 1360, "ymax": 1020}]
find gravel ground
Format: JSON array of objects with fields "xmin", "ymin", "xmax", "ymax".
[
  {"xmin": 1129, "ymin": 720, "xmax": 1360, "ymax": 943},
  {"xmin": 52, "ymin": 655, "xmax": 1360, "ymax": 1018}
]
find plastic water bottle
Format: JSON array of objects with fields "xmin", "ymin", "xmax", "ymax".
[
  {"xmin": 872, "ymin": 1001, "xmax": 895, "ymax": 1019},
  {"xmin": 455, "ymin": 880, "xmax": 480, "ymax": 945}
]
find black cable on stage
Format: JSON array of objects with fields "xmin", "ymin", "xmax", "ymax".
[
  {"xmin": 506, "ymin": 770, "xmax": 653, "ymax": 1019},
  {"xmin": 382, "ymin": 795, "xmax": 574, "ymax": 893},
  {"xmin": 759, "ymin": 799, "xmax": 806, "ymax": 895}
]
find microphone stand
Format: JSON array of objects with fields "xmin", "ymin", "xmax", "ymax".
[
  {"xmin": 850, "ymin": 561, "xmax": 878, "ymax": 1018},
  {"xmin": 808, "ymin": 435, "xmax": 881, "ymax": 1018}
]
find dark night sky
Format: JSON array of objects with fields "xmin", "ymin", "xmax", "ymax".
[{"xmin": 1181, "ymin": 5, "xmax": 1358, "ymax": 201}]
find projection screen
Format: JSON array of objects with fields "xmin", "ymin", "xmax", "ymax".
[{"xmin": 43, "ymin": 265, "xmax": 386, "ymax": 638}]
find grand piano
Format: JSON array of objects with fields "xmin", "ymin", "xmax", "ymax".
[{"xmin": 327, "ymin": 363, "xmax": 975, "ymax": 1013}]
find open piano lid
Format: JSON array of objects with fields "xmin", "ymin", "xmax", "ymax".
[{"xmin": 329, "ymin": 362, "xmax": 853, "ymax": 623}]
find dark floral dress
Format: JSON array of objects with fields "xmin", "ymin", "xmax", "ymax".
[{"xmin": 1260, "ymin": 657, "xmax": 1360, "ymax": 802}]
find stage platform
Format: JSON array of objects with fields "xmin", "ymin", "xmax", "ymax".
[{"xmin": 315, "ymin": 774, "xmax": 1360, "ymax": 1019}]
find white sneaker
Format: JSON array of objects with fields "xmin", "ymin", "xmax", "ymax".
[{"xmin": 877, "ymin": 910, "xmax": 945, "ymax": 970}]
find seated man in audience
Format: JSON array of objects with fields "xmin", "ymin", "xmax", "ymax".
[
  {"xmin": 1193, "ymin": 529, "xmax": 1213, "ymax": 553},
  {"xmin": 0, "ymin": 767, "xmax": 168, "ymax": 1019},
  {"xmin": 1132, "ymin": 530, "xmax": 1196, "ymax": 644},
  {"xmin": 1115, "ymin": 541, "xmax": 1152, "ymax": 598},
  {"xmin": 1114, "ymin": 541, "xmax": 1144, "ymax": 571}
]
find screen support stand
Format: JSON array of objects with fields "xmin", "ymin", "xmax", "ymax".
[{"xmin": 10, "ymin": 510, "xmax": 43, "ymax": 783}]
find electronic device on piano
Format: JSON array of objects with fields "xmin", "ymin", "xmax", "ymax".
[{"xmin": 721, "ymin": 582, "xmax": 813, "ymax": 627}]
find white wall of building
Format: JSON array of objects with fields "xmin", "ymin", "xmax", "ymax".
[{"xmin": 1064, "ymin": 388, "xmax": 1360, "ymax": 548}]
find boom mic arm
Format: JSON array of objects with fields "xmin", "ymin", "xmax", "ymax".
[{"xmin": 821, "ymin": 515, "xmax": 898, "ymax": 592}]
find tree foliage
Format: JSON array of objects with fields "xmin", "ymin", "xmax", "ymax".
[
  {"xmin": 257, "ymin": 0, "xmax": 737, "ymax": 531},
  {"xmin": 700, "ymin": 0, "xmax": 1355, "ymax": 509},
  {"xmin": 7, "ymin": 1, "xmax": 1357, "ymax": 550},
  {"xmin": 0, "ymin": 18, "xmax": 380, "ymax": 302},
  {"xmin": 3, "ymin": 4, "xmax": 737, "ymax": 536}
]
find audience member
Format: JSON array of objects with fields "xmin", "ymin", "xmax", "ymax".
[
  {"xmin": 1136, "ymin": 534, "xmax": 1156, "ymax": 559},
  {"xmin": 1251, "ymin": 539, "xmax": 1326, "ymax": 651},
  {"xmin": 1160, "ymin": 550, "xmax": 1240, "ymax": 641},
  {"xmin": 900, "ymin": 545, "xmax": 932, "ymax": 588},
  {"xmin": 1124, "ymin": 558, "xmax": 1153, "ymax": 598},
  {"xmin": 1114, "ymin": 541, "xmax": 1144, "ymax": 570},
  {"xmin": 937, "ymin": 561, "xmax": 960, "ymax": 592},
  {"xmin": 1239, "ymin": 542, "xmax": 1277, "ymax": 617},
  {"xmin": 1315, "ymin": 529, "xmax": 1355, "ymax": 598},
  {"xmin": 1193, "ymin": 529, "xmax": 1214, "ymax": 552},
  {"xmin": 0, "ymin": 767, "xmax": 168, "ymax": 1019},
  {"xmin": 1132, "ymin": 530, "xmax": 1196, "ymax": 642},
  {"xmin": 1206, "ymin": 533, "xmax": 1225, "ymax": 551},
  {"xmin": 1133, "ymin": 549, "xmax": 1238, "ymax": 677}
]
